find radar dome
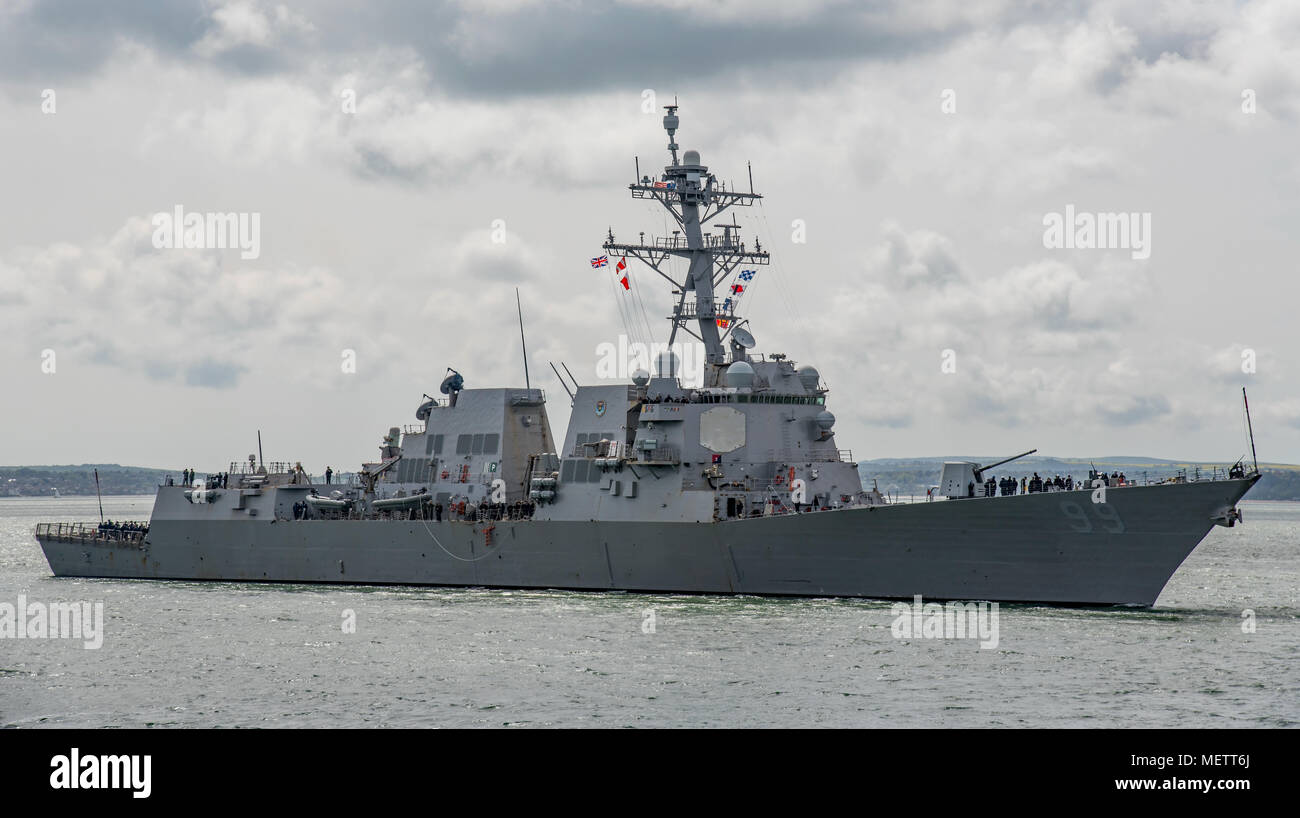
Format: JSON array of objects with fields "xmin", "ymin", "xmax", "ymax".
[
  {"xmin": 815, "ymin": 411, "xmax": 836, "ymax": 432},
  {"xmin": 724, "ymin": 361, "xmax": 755, "ymax": 389},
  {"xmin": 683, "ymin": 149, "xmax": 701, "ymax": 165},
  {"xmin": 631, "ymin": 368, "xmax": 650, "ymax": 386},
  {"xmin": 797, "ymin": 365, "xmax": 821, "ymax": 391}
]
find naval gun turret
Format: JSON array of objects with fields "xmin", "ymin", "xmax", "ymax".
[{"xmin": 938, "ymin": 449, "xmax": 1037, "ymax": 499}]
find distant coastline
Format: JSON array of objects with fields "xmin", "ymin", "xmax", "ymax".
[
  {"xmin": 1, "ymin": 465, "xmax": 172, "ymax": 498},
  {"xmin": 4, "ymin": 459, "xmax": 1298, "ymax": 501}
]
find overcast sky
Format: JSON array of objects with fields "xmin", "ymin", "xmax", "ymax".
[{"xmin": 1, "ymin": 0, "xmax": 1297, "ymax": 472}]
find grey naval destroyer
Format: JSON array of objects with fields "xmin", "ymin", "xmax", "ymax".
[{"xmin": 36, "ymin": 104, "xmax": 1259, "ymax": 606}]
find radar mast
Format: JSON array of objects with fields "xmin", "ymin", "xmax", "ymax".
[{"xmin": 603, "ymin": 103, "xmax": 770, "ymax": 373}]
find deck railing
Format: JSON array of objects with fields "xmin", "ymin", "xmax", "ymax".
[{"xmin": 34, "ymin": 522, "xmax": 147, "ymax": 547}]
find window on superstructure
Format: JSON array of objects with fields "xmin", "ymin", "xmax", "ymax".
[
  {"xmin": 456, "ymin": 434, "xmax": 471, "ymax": 454},
  {"xmin": 484, "ymin": 433, "xmax": 499, "ymax": 455},
  {"xmin": 472, "ymin": 433, "xmax": 485, "ymax": 454}
]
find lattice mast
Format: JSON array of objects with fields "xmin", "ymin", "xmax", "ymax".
[{"xmin": 603, "ymin": 103, "xmax": 770, "ymax": 373}]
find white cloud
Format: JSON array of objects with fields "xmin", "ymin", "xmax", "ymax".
[{"xmin": 192, "ymin": 1, "xmax": 315, "ymax": 58}]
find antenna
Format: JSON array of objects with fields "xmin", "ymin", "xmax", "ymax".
[
  {"xmin": 516, "ymin": 287, "xmax": 531, "ymax": 390},
  {"xmin": 257, "ymin": 430, "xmax": 264, "ymax": 471},
  {"xmin": 663, "ymin": 100, "xmax": 680, "ymax": 165},
  {"xmin": 1243, "ymin": 387, "xmax": 1259, "ymax": 474},
  {"xmin": 549, "ymin": 361, "xmax": 575, "ymax": 403},
  {"xmin": 93, "ymin": 468, "xmax": 104, "ymax": 523},
  {"xmin": 748, "ymin": 161, "xmax": 754, "ymax": 194},
  {"xmin": 561, "ymin": 362, "xmax": 580, "ymax": 391},
  {"xmin": 635, "ymin": 156, "xmax": 640, "ymax": 183}
]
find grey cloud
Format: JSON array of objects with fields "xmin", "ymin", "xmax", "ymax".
[
  {"xmin": 0, "ymin": 0, "xmax": 208, "ymax": 80},
  {"xmin": 1096, "ymin": 393, "xmax": 1172, "ymax": 425},
  {"xmin": 0, "ymin": 0, "xmax": 980, "ymax": 94},
  {"xmin": 184, "ymin": 357, "xmax": 247, "ymax": 388},
  {"xmin": 142, "ymin": 359, "xmax": 179, "ymax": 381}
]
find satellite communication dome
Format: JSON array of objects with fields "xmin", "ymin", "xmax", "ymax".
[
  {"xmin": 683, "ymin": 149, "xmax": 701, "ymax": 165},
  {"xmin": 815, "ymin": 411, "xmax": 836, "ymax": 432},
  {"xmin": 797, "ymin": 365, "xmax": 821, "ymax": 391},
  {"xmin": 724, "ymin": 361, "xmax": 755, "ymax": 389},
  {"xmin": 631, "ymin": 368, "xmax": 650, "ymax": 386}
]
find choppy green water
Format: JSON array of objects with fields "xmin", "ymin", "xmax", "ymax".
[{"xmin": 1, "ymin": 495, "xmax": 1296, "ymax": 727}]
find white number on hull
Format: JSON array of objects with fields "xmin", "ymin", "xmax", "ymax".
[{"xmin": 1059, "ymin": 501, "xmax": 1125, "ymax": 534}]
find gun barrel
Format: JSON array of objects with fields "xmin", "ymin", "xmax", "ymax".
[{"xmin": 977, "ymin": 448, "xmax": 1038, "ymax": 474}]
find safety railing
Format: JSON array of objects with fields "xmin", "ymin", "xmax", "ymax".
[
  {"xmin": 633, "ymin": 445, "xmax": 680, "ymax": 465},
  {"xmin": 35, "ymin": 522, "xmax": 147, "ymax": 547}
]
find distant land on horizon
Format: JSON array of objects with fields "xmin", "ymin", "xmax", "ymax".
[{"xmin": 3, "ymin": 458, "xmax": 1299, "ymax": 501}]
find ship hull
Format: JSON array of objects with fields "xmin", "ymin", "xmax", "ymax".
[{"xmin": 35, "ymin": 478, "xmax": 1255, "ymax": 606}]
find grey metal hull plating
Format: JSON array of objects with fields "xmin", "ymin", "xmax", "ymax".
[{"xmin": 36, "ymin": 478, "xmax": 1255, "ymax": 606}]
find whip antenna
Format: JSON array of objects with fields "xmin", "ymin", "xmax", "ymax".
[{"xmin": 1243, "ymin": 387, "xmax": 1258, "ymax": 474}]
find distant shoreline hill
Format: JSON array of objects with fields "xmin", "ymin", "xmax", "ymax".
[
  {"xmin": 1, "ymin": 465, "xmax": 173, "ymax": 497},
  {"xmin": 3, "ymin": 459, "xmax": 1298, "ymax": 501},
  {"xmin": 857, "ymin": 456, "xmax": 1300, "ymax": 501}
]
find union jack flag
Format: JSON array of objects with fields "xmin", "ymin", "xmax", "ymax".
[
  {"xmin": 739, "ymin": 269, "xmax": 756, "ymax": 281},
  {"xmin": 591, "ymin": 255, "xmax": 608, "ymax": 268}
]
